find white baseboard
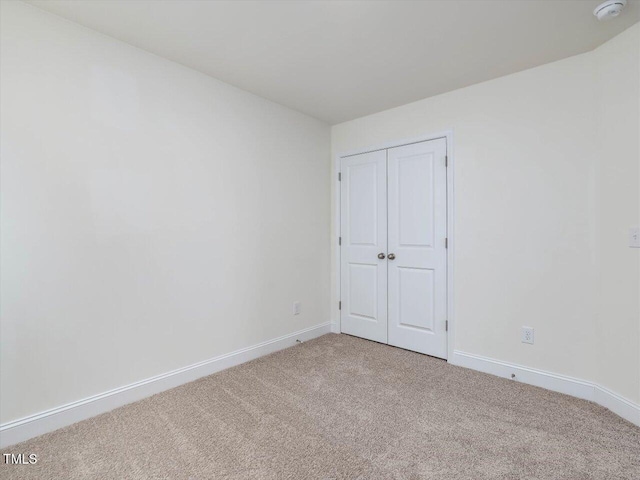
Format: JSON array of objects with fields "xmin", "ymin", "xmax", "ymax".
[
  {"xmin": 594, "ymin": 385, "xmax": 640, "ymax": 426},
  {"xmin": 331, "ymin": 321, "xmax": 339, "ymax": 333},
  {"xmin": 450, "ymin": 350, "xmax": 640, "ymax": 427},
  {"xmin": 0, "ymin": 322, "xmax": 332, "ymax": 448}
]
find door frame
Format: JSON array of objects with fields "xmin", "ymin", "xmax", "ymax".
[{"xmin": 334, "ymin": 130, "xmax": 455, "ymax": 361}]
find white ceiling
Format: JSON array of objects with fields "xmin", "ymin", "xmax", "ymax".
[{"xmin": 26, "ymin": 0, "xmax": 640, "ymax": 124}]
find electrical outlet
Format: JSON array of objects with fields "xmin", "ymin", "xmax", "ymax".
[
  {"xmin": 293, "ymin": 301, "xmax": 301, "ymax": 315},
  {"xmin": 629, "ymin": 227, "xmax": 640, "ymax": 248},
  {"xmin": 522, "ymin": 327, "xmax": 534, "ymax": 345}
]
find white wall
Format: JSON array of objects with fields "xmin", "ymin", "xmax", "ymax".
[
  {"xmin": 0, "ymin": 1, "xmax": 330, "ymax": 424},
  {"xmin": 593, "ymin": 25, "xmax": 640, "ymax": 403},
  {"xmin": 332, "ymin": 24, "xmax": 640, "ymax": 404},
  {"xmin": 333, "ymin": 49, "xmax": 599, "ymax": 383}
]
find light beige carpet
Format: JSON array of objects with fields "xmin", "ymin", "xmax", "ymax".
[{"xmin": 1, "ymin": 333, "xmax": 639, "ymax": 479}]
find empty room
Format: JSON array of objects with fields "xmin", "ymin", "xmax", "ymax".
[{"xmin": 1, "ymin": 0, "xmax": 639, "ymax": 478}]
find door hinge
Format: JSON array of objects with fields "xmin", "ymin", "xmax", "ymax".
[
  {"xmin": 338, "ymin": 301, "xmax": 342, "ymax": 310},
  {"xmin": 445, "ymin": 155, "xmax": 448, "ymax": 167},
  {"xmin": 338, "ymin": 172, "xmax": 341, "ymax": 181},
  {"xmin": 445, "ymin": 320, "xmax": 449, "ymax": 332},
  {"xmin": 445, "ymin": 237, "xmax": 448, "ymax": 249},
  {"xmin": 338, "ymin": 236, "xmax": 342, "ymax": 246}
]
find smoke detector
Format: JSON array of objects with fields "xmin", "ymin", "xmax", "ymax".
[{"xmin": 593, "ymin": 0, "xmax": 627, "ymax": 21}]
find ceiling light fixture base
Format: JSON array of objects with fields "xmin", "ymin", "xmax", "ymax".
[{"xmin": 593, "ymin": 0, "xmax": 627, "ymax": 21}]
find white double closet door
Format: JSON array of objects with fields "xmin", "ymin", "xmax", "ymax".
[{"xmin": 340, "ymin": 138, "xmax": 448, "ymax": 359}]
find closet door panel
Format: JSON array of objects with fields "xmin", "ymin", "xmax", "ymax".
[
  {"xmin": 387, "ymin": 139, "xmax": 447, "ymax": 358},
  {"xmin": 340, "ymin": 150, "xmax": 388, "ymax": 344}
]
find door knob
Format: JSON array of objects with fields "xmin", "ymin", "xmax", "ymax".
[
  {"xmin": 388, "ymin": 253, "xmax": 396, "ymax": 260},
  {"xmin": 377, "ymin": 253, "xmax": 386, "ymax": 260}
]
